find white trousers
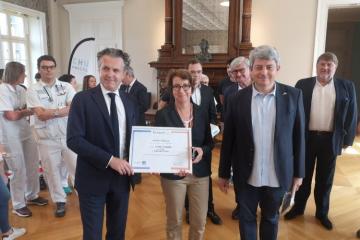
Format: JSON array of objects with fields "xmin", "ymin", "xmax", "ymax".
[
  {"xmin": 37, "ymin": 138, "xmax": 76, "ymax": 203},
  {"xmin": 5, "ymin": 136, "xmax": 40, "ymax": 210}
]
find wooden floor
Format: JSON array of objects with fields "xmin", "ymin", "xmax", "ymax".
[{"xmin": 9, "ymin": 139, "xmax": 360, "ymax": 240}]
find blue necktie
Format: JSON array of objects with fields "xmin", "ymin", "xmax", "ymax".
[{"xmin": 108, "ymin": 93, "xmax": 120, "ymax": 157}]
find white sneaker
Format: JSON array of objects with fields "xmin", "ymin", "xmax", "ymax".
[{"xmin": 2, "ymin": 227, "xmax": 26, "ymax": 240}]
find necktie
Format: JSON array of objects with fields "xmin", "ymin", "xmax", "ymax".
[
  {"xmin": 108, "ymin": 93, "xmax": 120, "ymax": 157},
  {"xmin": 120, "ymin": 85, "xmax": 130, "ymax": 93}
]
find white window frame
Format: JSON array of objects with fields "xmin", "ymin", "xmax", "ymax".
[{"xmin": 0, "ymin": 1, "xmax": 47, "ymax": 86}]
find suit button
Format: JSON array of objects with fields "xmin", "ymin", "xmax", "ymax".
[
  {"xmin": 250, "ymin": 148, "xmax": 254, "ymax": 152},
  {"xmin": 248, "ymin": 163, "xmax": 252, "ymax": 166}
]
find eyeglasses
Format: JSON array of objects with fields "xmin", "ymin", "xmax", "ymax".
[
  {"xmin": 40, "ymin": 65, "xmax": 56, "ymax": 71},
  {"xmin": 172, "ymin": 84, "xmax": 191, "ymax": 91}
]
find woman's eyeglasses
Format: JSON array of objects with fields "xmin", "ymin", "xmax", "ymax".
[{"xmin": 172, "ymin": 84, "xmax": 191, "ymax": 91}]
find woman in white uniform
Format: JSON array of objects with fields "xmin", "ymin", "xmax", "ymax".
[{"xmin": 0, "ymin": 62, "xmax": 48, "ymax": 218}]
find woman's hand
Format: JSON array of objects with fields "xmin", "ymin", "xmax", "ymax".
[
  {"xmin": 175, "ymin": 169, "xmax": 190, "ymax": 177},
  {"xmin": 192, "ymin": 147, "xmax": 203, "ymax": 164}
]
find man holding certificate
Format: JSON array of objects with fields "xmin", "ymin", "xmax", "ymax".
[
  {"xmin": 67, "ymin": 48, "xmax": 138, "ymax": 240},
  {"xmin": 155, "ymin": 69, "xmax": 214, "ymax": 240}
]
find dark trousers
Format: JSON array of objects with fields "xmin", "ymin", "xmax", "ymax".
[
  {"xmin": 78, "ymin": 189, "xmax": 130, "ymax": 240},
  {"xmin": 185, "ymin": 176, "xmax": 214, "ymax": 211},
  {"xmin": 237, "ymin": 184, "xmax": 285, "ymax": 240},
  {"xmin": 294, "ymin": 132, "xmax": 336, "ymax": 217},
  {"xmin": 0, "ymin": 177, "xmax": 11, "ymax": 233}
]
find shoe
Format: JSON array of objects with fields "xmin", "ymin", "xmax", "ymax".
[
  {"xmin": 55, "ymin": 202, "xmax": 66, "ymax": 217},
  {"xmin": 12, "ymin": 207, "xmax": 32, "ymax": 217},
  {"xmin": 133, "ymin": 173, "xmax": 142, "ymax": 184},
  {"xmin": 185, "ymin": 210, "xmax": 190, "ymax": 224},
  {"xmin": 207, "ymin": 209, "xmax": 223, "ymax": 225},
  {"xmin": 232, "ymin": 205, "xmax": 240, "ymax": 220},
  {"xmin": 316, "ymin": 215, "xmax": 333, "ymax": 230},
  {"xmin": 2, "ymin": 227, "xmax": 26, "ymax": 240},
  {"xmin": 284, "ymin": 207, "xmax": 304, "ymax": 220},
  {"xmin": 356, "ymin": 229, "xmax": 360, "ymax": 238},
  {"xmin": 27, "ymin": 196, "xmax": 48, "ymax": 206},
  {"xmin": 39, "ymin": 175, "xmax": 47, "ymax": 190},
  {"xmin": 63, "ymin": 186, "xmax": 73, "ymax": 195}
]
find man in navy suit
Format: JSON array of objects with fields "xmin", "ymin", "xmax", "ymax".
[
  {"xmin": 285, "ymin": 52, "xmax": 357, "ymax": 230},
  {"xmin": 67, "ymin": 48, "xmax": 138, "ymax": 240},
  {"xmin": 120, "ymin": 66, "xmax": 149, "ymax": 184},
  {"xmin": 218, "ymin": 45, "xmax": 305, "ymax": 240},
  {"xmin": 222, "ymin": 56, "xmax": 252, "ymax": 220},
  {"xmin": 120, "ymin": 65, "xmax": 149, "ymax": 126}
]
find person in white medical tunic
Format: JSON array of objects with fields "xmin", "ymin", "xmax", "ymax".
[
  {"xmin": 0, "ymin": 61, "xmax": 48, "ymax": 218},
  {"xmin": 26, "ymin": 55, "xmax": 77, "ymax": 217}
]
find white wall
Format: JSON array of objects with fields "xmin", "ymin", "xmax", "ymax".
[
  {"xmin": 251, "ymin": 0, "xmax": 317, "ymax": 86},
  {"xmin": 122, "ymin": 0, "xmax": 164, "ymax": 102}
]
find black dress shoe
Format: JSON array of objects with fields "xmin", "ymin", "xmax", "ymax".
[
  {"xmin": 55, "ymin": 202, "xmax": 66, "ymax": 217},
  {"xmin": 284, "ymin": 207, "xmax": 304, "ymax": 220},
  {"xmin": 316, "ymin": 216, "xmax": 333, "ymax": 230},
  {"xmin": 207, "ymin": 210, "xmax": 223, "ymax": 225},
  {"xmin": 232, "ymin": 205, "xmax": 240, "ymax": 220}
]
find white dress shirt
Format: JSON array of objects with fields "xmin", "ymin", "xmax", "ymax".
[
  {"xmin": 248, "ymin": 84, "xmax": 279, "ymax": 187},
  {"xmin": 309, "ymin": 78, "xmax": 336, "ymax": 132},
  {"xmin": 192, "ymin": 85, "xmax": 201, "ymax": 105},
  {"xmin": 100, "ymin": 84, "xmax": 127, "ymax": 160}
]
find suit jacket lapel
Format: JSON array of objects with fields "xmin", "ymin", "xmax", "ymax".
[
  {"xmin": 91, "ymin": 85, "xmax": 114, "ymax": 136},
  {"xmin": 243, "ymin": 87, "xmax": 253, "ymax": 139},
  {"xmin": 275, "ymin": 83, "xmax": 287, "ymax": 139},
  {"xmin": 333, "ymin": 78, "xmax": 342, "ymax": 118}
]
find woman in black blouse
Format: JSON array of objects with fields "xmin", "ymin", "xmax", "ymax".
[{"xmin": 155, "ymin": 69, "xmax": 213, "ymax": 240}]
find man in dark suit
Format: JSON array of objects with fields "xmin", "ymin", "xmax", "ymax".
[
  {"xmin": 120, "ymin": 66, "xmax": 149, "ymax": 184},
  {"xmin": 120, "ymin": 65, "xmax": 149, "ymax": 126},
  {"xmin": 218, "ymin": 45, "xmax": 305, "ymax": 240},
  {"xmin": 67, "ymin": 48, "xmax": 138, "ymax": 240},
  {"xmin": 284, "ymin": 52, "xmax": 357, "ymax": 230},
  {"xmin": 222, "ymin": 56, "xmax": 252, "ymax": 220},
  {"xmin": 185, "ymin": 59, "xmax": 221, "ymax": 225}
]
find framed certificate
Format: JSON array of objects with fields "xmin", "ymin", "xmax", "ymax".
[{"xmin": 129, "ymin": 126, "xmax": 192, "ymax": 173}]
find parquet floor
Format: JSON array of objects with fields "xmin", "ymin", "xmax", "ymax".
[{"xmin": 9, "ymin": 139, "xmax": 360, "ymax": 239}]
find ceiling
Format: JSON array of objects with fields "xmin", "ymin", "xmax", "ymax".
[{"xmin": 182, "ymin": 0, "xmax": 229, "ymax": 31}]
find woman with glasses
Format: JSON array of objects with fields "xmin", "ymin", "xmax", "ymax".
[
  {"xmin": 0, "ymin": 62, "xmax": 48, "ymax": 218},
  {"xmin": 155, "ymin": 69, "xmax": 213, "ymax": 240}
]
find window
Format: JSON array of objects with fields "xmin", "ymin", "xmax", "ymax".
[{"xmin": 0, "ymin": 2, "xmax": 47, "ymax": 86}]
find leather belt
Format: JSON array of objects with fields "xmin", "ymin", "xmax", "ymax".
[{"xmin": 309, "ymin": 131, "xmax": 332, "ymax": 135}]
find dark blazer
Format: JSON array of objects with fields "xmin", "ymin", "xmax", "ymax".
[
  {"xmin": 155, "ymin": 103, "xmax": 214, "ymax": 180},
  {"xmin": 223, "ymin": 83, "xmax": 239, "ymax": 115},
  {"xmin": 295, "ymin": 77, "xmax": 357, "ymax": 155},
  {"xmin": 120, "ymin": 79, "xmax": 149, "ymax": 126},
  {"xmin": 67, "ymin": 85, "xmax": 138, "ymax": 194},
  {"xmin": 219, "ymin": 83, "xmax": 306, "ymax": 191},
  {"xmin": 197, "ymin": 84, "xmax": 217, "ymax": 124}
]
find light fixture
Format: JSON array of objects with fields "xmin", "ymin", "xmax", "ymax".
[{"xmin": 220, "ymin": 1, "xmax": 229, "ymax": 7}]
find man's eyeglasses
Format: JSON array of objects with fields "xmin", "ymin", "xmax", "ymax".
[
  {"xmin": 40, "ymin": 65, "xmax": 56, "ymax": 71},
  {"xmin": 172, "ymin": 84, "xmax": 191, "ymax": 91}
]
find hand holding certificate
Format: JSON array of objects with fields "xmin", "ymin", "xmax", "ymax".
[{"xmin": 129, "ymin": 126, "xmax": 192, "ymax": 173}]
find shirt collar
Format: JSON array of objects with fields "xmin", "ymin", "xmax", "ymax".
[
  {"xmin": 100, "ymin": 83, "xmax": 120, "ymax": 96},
  {"xmin": 4, "ymin": 83, "xmax": 17, "ymax": 93},
  {"xmin": 252, "ymin": 83, "xmax": 276, "ymax": 98},
  {"xmin": 315, "ymin": 77, "xmax": 334, "ymax": 87},
  {"xmin": 39, "ymin": 78, "xmax": 58, "ymax": 87}
]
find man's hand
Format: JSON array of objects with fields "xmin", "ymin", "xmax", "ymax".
[
  {"xmin": 109, "ymin": 157, "xmax": 134, "ymax": 176},
  {"xmin": 292, "ymin": 177, "xmax": 303, "ymax": 193},
  {"xmin": 218, "ymin": 177, "xmax": 230, "ymax": 193}
]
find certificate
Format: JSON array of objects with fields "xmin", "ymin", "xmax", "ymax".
[{"xmin": 129, "ymin": 126, "xmax": 192, "ymax": 173}]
